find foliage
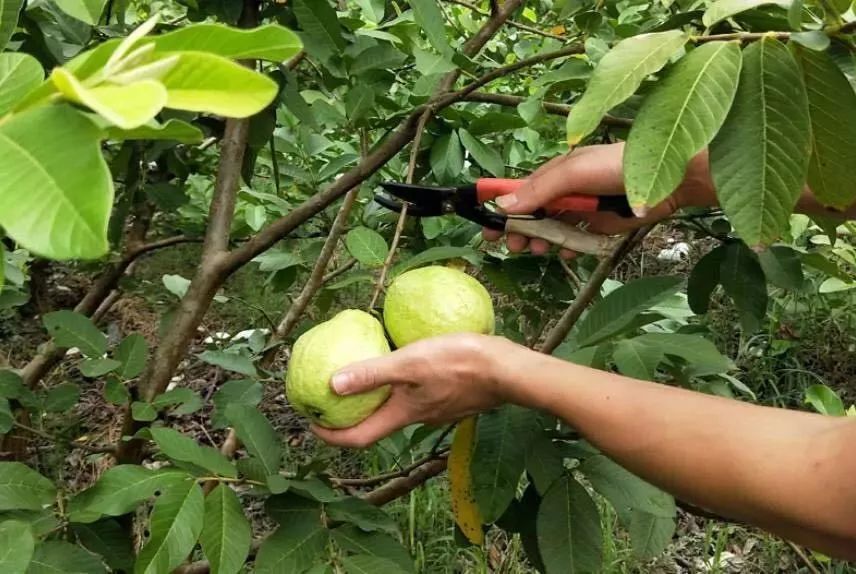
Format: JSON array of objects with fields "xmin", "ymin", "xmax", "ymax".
[{"xmin": 0, "ymin": 0, "xmax": 855, "ymax": 571}]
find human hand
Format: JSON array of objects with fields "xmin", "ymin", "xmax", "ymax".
[
  {"xmin": 309, "ymin": 334, "xmax": 524, "ymax": 448},
  {"xmin": 483, "ymin": 143, "xmax": 717, "ymax": 258}
]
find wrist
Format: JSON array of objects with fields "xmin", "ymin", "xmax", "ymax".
[{"xmin": 482, "ymin": 337, "xmax": 547, "ymax": 407}]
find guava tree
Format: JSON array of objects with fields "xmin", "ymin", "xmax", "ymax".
[{"xmin": 0, "ymin": 0, "xmax": 854, "ymax": 570}]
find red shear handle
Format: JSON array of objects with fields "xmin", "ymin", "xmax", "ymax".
[{"xmin": 475, "ymin": 178, "xmax": 600, "ymax": 215}]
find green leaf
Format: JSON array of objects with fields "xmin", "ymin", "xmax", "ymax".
[
  {"xmin": 0, "ymin": 54, "xmax": 43, "ymax": 117},
  {"xmin": 702, "ymin": 0, "xmax": 790, "ymax": 27},
  {"xmin": 574, "ymin": 275, "xmax": 684, "ymax": 347},
  {"xmin": 197, "ymin": 351, "xmax": 258, "ymax": 377},
  {"xmin": 44, "ymin": 382, "xmax": 80, "ymax": 411},
  {"xmin": 525, "ymin": 433, "xmax": 565, "ymax": 496},
  {"xmin": 211, "ymin": 379, "xmax": 263, "ymax": 429},
  {"xmin": 131, "ymin": 401, "xmax": 157, "ymax": 422},
  {"xmin": 254, "ymin": 510, "xmax": 328, "ymax": 574},
  {"xmin": 687, "ymin": 245, "xmax": 726, "ymax": 314},
  {"xmin": 536, "ymin": 475, "xmax": 602, "ymax": 574},
  {"xmin": 349, "ymin": 44, "xmax": 407, "ymax": 76},
  {"xmin": 804, "ymin": 384, "xmax": 845, "ymax": 416},
  {"xmin": 354, "ymin": 0, "xmax": 384, "ymax": 23},
  {"xmin": 135, "ymin": 476, "xmax": 204, "ymax": 574},
  {"xmin": 345, "ymin": 85, "xmax": 375, "ymax": 126},
  {"xmin": 345, "ymin": 227, "xmax": 389, "ymax": 268},
  {"xmin": 0, "ymin": 463, "xmax": 56, "ymax": 511},
  {"xmin": 325, "ymin": 497, "xmax": 398, "ymax": 534},
  {"xmin": 272, "ymin": 477, "xmax": 339, "ymax": 502},
  {"xmin": 292, "ymin": 0, "xmax": 345, "ymax": 64},
  {"xmin": 79, "ymin": 358, "xmax": 121, "ymax": 378},
  {"xmin": 159, "ymin": 53, "xmax": 278, "ymax": 118},
  {"xmin": 0, "ymin": 510, "xmax": 57, "ymax": 538},
  {"xmin": 710, "ymin": 38, "xmax": 811, "ymax": 248},
  {"xmin": 567, "ymin": 30, "xmax": 687, "ymax": 145},
  {"xmin": 719, "ymin": 241, "xmax": 768, "ymax": 332},
  {"xmin": 27, "ymin": 541, "xmax": 106, "ymax": 574},
  {"xmin": 469, "ymin": 112, "xmax": 527, "ymax": 136},
  {"xmin": 105, "ymin": 119, "xmax": 204, "ymax": 144},
  {"xmin": 149, "ymin": 427, "xmax": 237, "ymax": 478},
  {"xmin": 391, "ymin": 246, "xmax": 481, "ymax": 276},
  {"xmin": 631, "ymin": 333, "xmax": 732, "ymax": 376},
  {"xmin": 53, "ymin": 0, "xmax": 108, "ymax": 25},
  {"xmin": 629, "ymin": 511, "xmax": 676, "ymax": 559},
  {"xmin": 613, "ymin": 338, "xmax": 663, "ymax": 380},
  {"xmin": 459, "ymin": 129, "xmax": 504, "ymax": 177},
  {"xmin": 115, "ymin": 334, "xmax": 148, "ymax": 379},
  {"xmin": 758, "ymin": 245, "xmax": 803, "ymax": 290},
  {"xmin": 792, "ymin": 45, "xmax": 856, "ymax": 210},
  {"xmin": 103, "ymin": 378, "xmax": 128, "ymax": 405},
  {"xmin": 0, "ymin": 399, "xmax": 11, "ymax": 434},
  {"xmin": 52, "ymin": 68, "xmax": 166, "ymax": 130},
  {"xmin": 430, "ymin": 132, "xmax": 464, "ymax": 184},
  {"xmin": 331, "ymin": 525, "xmax": 414, "ymax": 573},
  {"xmin": 410, "ymin": 0, "xmax": 452, "ymax": 57},
  {"xmin": 152, "ymin": 23, "xmax": 302, "ymax": 62},
  {"xmin": 0, "ymin": 105, "xmax": 112, "ymax": 260},
  {"xmin": 0, "ymin": 0, "xmax": 24, "ymax": 51},
  {"xmin": 624, "ymin": 42, "xmax": 742, "ymax": 211},
  {"xmin": 581, "ymin": 455, "xmax": 675, "ymax": 525},
  {"xmin": 224, "ymin": 405, "xmax": 282, "ymax": 478},
  {"xmin": 342, "ymin": 555, "xmax": 408, "ymax": 574},
  {"xmin": 152, "ymin": 388, "xmax": 203, "ymax": 415},
  {"xmin": 0, "ymin": 520, "xmax": 34, "ymax": 574},
  {"xmin": 42, "ymin": 311, "xmax": 106, "ymax": 358},
  {"xmin": 413, "ymin": 47, "xmax": 456, "ymax": 76},
  {"xmin": 68, "ymin": 466, "xmax": 183, "ymax": 522},
  {"xmin": 72, "ymin": 519, "xmax": 134, "ymax": 572},
  {"xmin": 790, "ymin": 31, "xmax": 829, "ymax": 51},
  {"xmin": 200, "ymin": 484, "xmax": 251, "ymax": 574},
  {"xmin": 264, "ymin": 492, "xmax": 321, "ymax": 525},
  {"xmin": 471, "ymin": 405, "xmax": 537, "ymax": 523}
]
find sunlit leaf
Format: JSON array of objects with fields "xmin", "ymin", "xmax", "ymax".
[
  {"xmin": 152, "ymin": 23, "xmax": 302, "ymax": 62},
  {"xmin": 104, "ymin": 118, "xmax": 203, "ymax": 144},
  {"xmin": 53, "ymin": 0, "xmax": 108, "ymax": 25},
  {"xmin": 200, "ymin": 484, "xmax": 251, "ymax": 574},
  {"xmin": 345, "ymin": 227, "xmax": 388, "ymax": 268},
  {"xmin": 0, "ymin": 54, "xmax": 43, "ymax": 117},
  {"xmin": 702, "ymin": 0, "xmax": 790, "ymax": 27},
  {"xmin": 0, "ymin": 0, "xmax": 24, "ymax": 51},
  {"xmin": 805, "ymin": 384, "xmax": 845, "ymax": 416}
]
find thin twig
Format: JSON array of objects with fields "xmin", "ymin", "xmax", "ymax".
[
  {"xmin": 443, "ymin": 0, "xmax": 566, "ymax": 40},
  {"xmin": 558, "ymin": 257, "xmax": 583, "ymax": 290},
  {"xmin": 332, "ymin": 449, "xmax": 450, "ymax": 487},
  {"xmin": 322, "ymin": 258, "xmax": 357, "ymax": 284}
]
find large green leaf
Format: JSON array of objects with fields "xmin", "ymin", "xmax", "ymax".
[
  {"xmin": 791, "ymin": 45, "xmax": 856, "ymax": 210},
  {"xmin": 115, "ymin": 333, "xmax": 148, "ymax": 379},
  {"xmin": 158, "ymin": 52, "xmax": 278, "ymax": 118},
  {"xmin": 524, "ymin": 432, "xmax": 565, "ymax": 496},
  {"xmin": 702, "ymin": 0, "xmax": 791, "ymax": 27},
  {"xmin": 68, "ymin": 466, "xmax": 183, "ymax": 522},
  {"xmin": 0, "ymin": 520, "xmax": 34, "ymax": 574},
  {"xmin": 471, "ymin": 405, "xmax": 537, "ymax": 523},
  {"xmin": 224, "ymin": 405, "xmax": 282, "ymax": 478},
  {"xmin": 254, "ymin": 511, "xmax": 328, "ymax": 574},
  {"xmin": 391, "ymin": 246, "xmax": 482, "ymax": 275},
  {"xmin": 710, "ymin": 38, "xmax": 811, "ymax": 247},
  {"xmin": 687, "ymin": 244, "xmax": 726, "ymax": 314},
  {"xmin": 566, "ymin": 30, "xmax": 687, "ymax": 145},
  {"xmin": 624, "ymin": 42, "xmax": 742, "ymax": 210},
  {"xmin": 629, "ymin": 511, "xmax": 676, "ymax": 559},
  {"xmin": 345, "ymin": 84, "xmax": 375, "ymax": 126},
  {"xmin": 325, "ymin": 497, "xmax": 397, "ymax": 534},
  {"xmin": 430, "ymin": 132, "xmax": 464, "ymax": 184},
  {"xmin": 345, "ymin": 227, "xmax": 389, "ymax": 267},
  {"xmin": 410, "ymin": 0, "xmax": 452, "ymax": 57},
  {"xmin": 0, "ymin": 0, "xmax": 23, "ymax": 51},
  {"xmin": 613, "ymin": 337, "xmax": 664, "ymax": 380},
  {"xmin": 27, "ymin": 541, "xmax": 106, "ymax": 574},
  {"xmin": 53, "ymin": 0, "xmax": 108, "ymax": 25},
  {"xmin": 574, "ymin": 275, "xmax": 684, "ymax": 347},
  {"xmin": 200, "ymin": 484, "xmax": 251, "ymax": 574},
  {"xmin": 42, "ymin": 311, "xmax": 106, "ymax": 358},
  {"xmin": 536, "ymin": 475, "xmax": 602, "ymax": 574},
  {"xmin": 211, "ymin": 380, "xmax": 263, "ymax": 429},
  {"xmin": 580, "ymin": 455, "xmax": 675, "ymax": 525},
  {"xmin": 804, "ymin": 384, "xmax": 845, "ymax": 416},
  {"xmin": 758, "ymin": 245, "xmax": 804, "ymax": 290},
  {"xmin": 72, "ymin": 519, "xmax": 134, "ymax": 572},
  {"xmin": 292, "ymin": 0, "xmax": 345, "ymax": 64},
  {"xmin": 0, "ymin": 54, "xmax": 43, "ymax": 117},
  {"xmin": 152, "ymin": 23, "xmax": 302, "ymax": 62},
  {"xmin": 459, "ymin": 129, "xmax": 504, "ymax": 177},
  {"xmin": 0, "ymin": 463, "xmax": 56, "ymax": 512},
  {"xmin": 719, "ymin": 241, "xmax": 768, "ymax": 332},
  {"xmin": 0, "ymin": 105, "xmax": 112, "ymax": 260},
  {"xmin": 104, "ymin": 118, "xmax": 203, "ymax": 144},
  {"xmin": 135, "ymin": 476, "xmax": 204, "ymax": 574},
  {"xmin": 631, "ymin": 333, "xmax": 732, "ymax": 376},
  {"xmin": 331, "ymin": 525, "xmax": 414, "ymax": 573},
  {"xmin": 149, "ymin": 427, "xmax": 237, "ymax": 478},
  {"xmin": 0, "ymin": 510, "xmax": 57, "ymax": 538}
]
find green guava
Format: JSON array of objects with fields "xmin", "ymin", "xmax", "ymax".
[
  {"xmin": 383, "ymin": 266, "xmax": 495, "ymax": 347},
  {"xmin": 285, "ymin": 309, "xmax": 391, "ymax": 429}
]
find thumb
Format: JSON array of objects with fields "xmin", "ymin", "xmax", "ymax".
[{"xmin": 330, "ymin": 353, "xmax": 403, "ymax": 396}]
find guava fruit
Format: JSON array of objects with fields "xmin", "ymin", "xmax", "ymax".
[
  {"xmin": 286, "ymin": 309, "xmax": 391, "ymax": 429},
  {"xmin": 383, "ymin": 266, "xmax": 495, "ymax": 347}
]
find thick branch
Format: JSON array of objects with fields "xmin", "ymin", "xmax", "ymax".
[
  {"xmin": 460, "ymin": 92, "xmax": 632, "ymax": 127},
  {"xmin": 362, "ymin": 458, "xmax": 449, "ymax": 506},
  {"xmin": 333, "ymin": 449, "xmax": 449, "ymax": 488},
  {"xmin": 443, "ymin": 0, "xmax": 565, "ymax": 40}
]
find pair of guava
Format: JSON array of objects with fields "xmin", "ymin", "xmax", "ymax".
[{"xmin": 285, "ymin": 265, "xmax": 495, "ymax": 429}]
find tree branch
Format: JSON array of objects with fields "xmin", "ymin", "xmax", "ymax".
[
  {"xmin": 362, "ymin": 458, "xmax": 449, "ymax": 506},
  {"xmin": 442, "ymin": 0, "xmax": 566, "ymax": 40},
  {"xmin": 460, "ymin": 92, "xmax": 633, "ymax": 127},
  {"xmin": 332, "ymin": 449, "xmax": 449, "ymax": 488}
]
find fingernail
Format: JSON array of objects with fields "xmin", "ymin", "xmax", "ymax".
[
  {"xmin": 496, "ymin": 194, "xmax": 517, "ymax": 209},
  {"xmin": 332, "ymin": 372, "xmax": 353, "ymax": 395}
]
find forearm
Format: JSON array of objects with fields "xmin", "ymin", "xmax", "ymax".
[{"xmin": 497, "ymin": 347, "xmax": 856, "ymax": 559}]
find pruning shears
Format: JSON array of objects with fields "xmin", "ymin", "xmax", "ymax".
[{"xmin": 375, "ymin": 178, "xmax": 634, "ymax": 257}]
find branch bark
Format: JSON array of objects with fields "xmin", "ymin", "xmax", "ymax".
[
  {"xmin": 460, "ymin": 91, "xmax": 633, "ymax": 128},
  {"xmin": 442, "ymin": 0, "xmax": 566, "ymax": 40}
]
